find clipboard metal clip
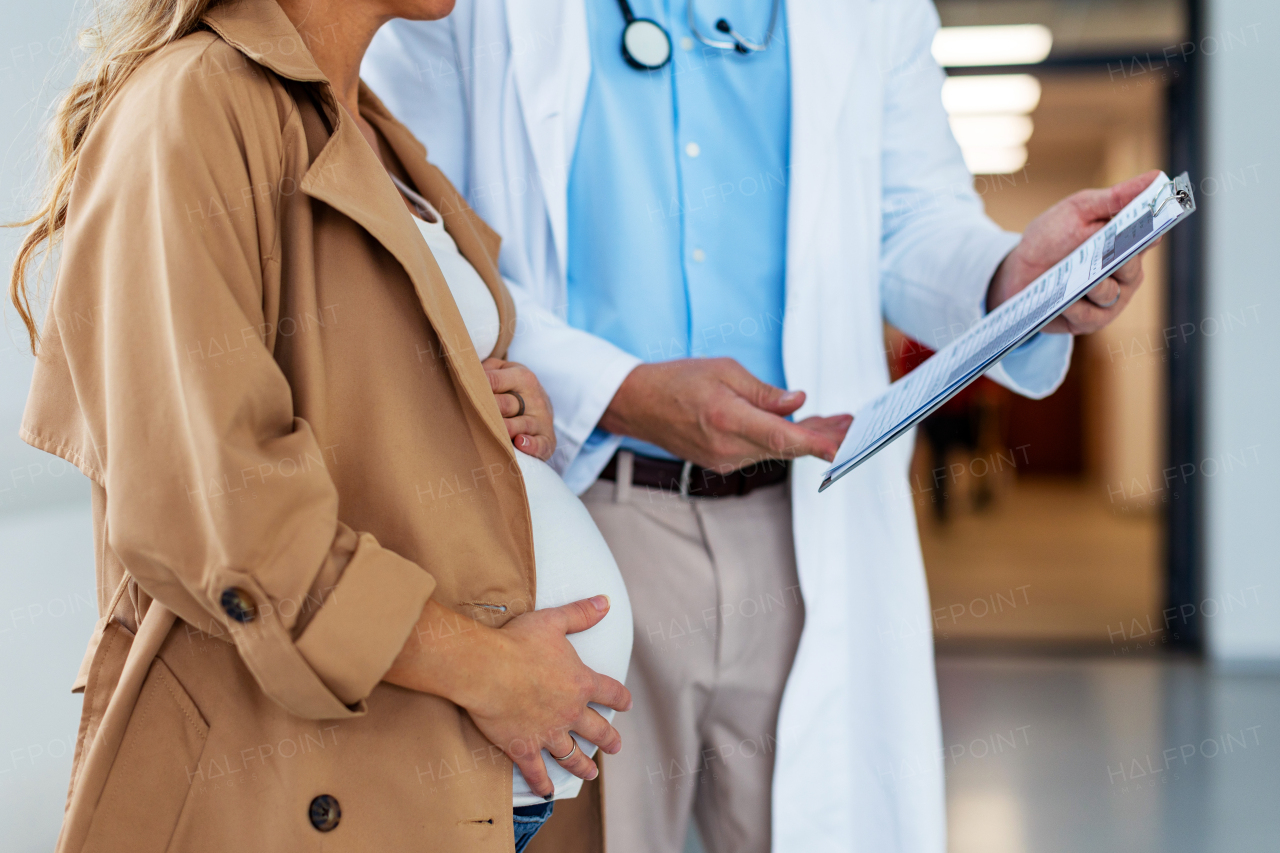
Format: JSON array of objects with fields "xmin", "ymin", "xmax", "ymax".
[{"xmin": 1151, "ymin": 173, "xmax": 1196, "ymax": 217}]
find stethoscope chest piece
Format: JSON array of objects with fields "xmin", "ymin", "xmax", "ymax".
[{"xmin": 622, "ymin": 18, "xmax": 672, "ymax": 70}]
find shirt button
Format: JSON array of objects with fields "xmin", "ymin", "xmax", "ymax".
[
  {"xmin": 681, "ymin": 36, "xmax": 695, "ymax": 51},
  {"xmin": 685, "ymin": 142, "xmax": 701, "ymax": 158},
  {"xmin": 692, "ymin": 249, "xmax": 707, "ymax": 263},
  {"xmin": 309, "ymin": 795, "xmax": 341, "ymax": 832},
  {"xmin": 220, "ymin": 587, "xmax": 257, "ymax": 623}
]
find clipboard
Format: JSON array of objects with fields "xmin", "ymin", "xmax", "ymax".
[{"xmin": 820, "ymin": 171, "xmax": 1197, "ymax": 493}]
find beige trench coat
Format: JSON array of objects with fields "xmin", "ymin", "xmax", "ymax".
[{"xmin": 22, "ymin": 1, "xmax": 601, "ymax": 850}]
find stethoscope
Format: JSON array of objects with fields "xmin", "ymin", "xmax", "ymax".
[{"xmin": 616, "ymin": 0, "xmax": 782, "ymax": 71}]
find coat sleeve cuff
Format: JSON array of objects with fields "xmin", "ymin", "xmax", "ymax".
[
  {"xmin": 987, "ymin": 332, "xmax": 1073, "ymax": 400},
  {"xmin": 562, "ymin": 429, "xmax": 626, "ymax": 495},
  {"xmin": 976, "ymin": 236, "xmax": 1074, "ymax": 400},
  {"xmin": 547, "ymin": 350, "xmax": 639, "ymax": 475},
  {"xmin": 222, "ymin": 534, "xmax": 434, "ymax": 719},
  {"xmin": 294, "ymin": 533, "xmax": 435, "ymax": 707}
]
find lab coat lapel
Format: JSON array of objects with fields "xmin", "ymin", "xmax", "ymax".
[
  {"xmin": 785, "ymin": 0, "xmax": 868, "ymax": 267},
  {"xmin": 504, "ymin": 0, "xmax": 591, "ymax": 283}
]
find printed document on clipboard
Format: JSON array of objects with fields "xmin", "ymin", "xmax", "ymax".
[{"xmin": 820, "ymin": 171, "xmax": 1197, "ymax": 493}]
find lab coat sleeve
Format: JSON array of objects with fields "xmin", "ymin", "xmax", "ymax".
[
  {"xmin": 505, "ymin": 278, "xmax": 641, "ymax": 488},
  {"xmin": 877, "ymin": 0, "xmax": 1071, "ymax": 400}
]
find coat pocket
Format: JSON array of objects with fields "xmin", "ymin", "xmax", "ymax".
[{"xmin": 81, "ymin": 657, "xmax": 210, "ymax": 853}]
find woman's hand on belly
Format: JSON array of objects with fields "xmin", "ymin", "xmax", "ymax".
[
  {"xmin": 483, "ymin": 358, "xmax": 556, "ymax": 462},
  {"xmin": 384, "ymin": 596, "xmax": 631, "ymax": 798},
  {"xmin": 473, "ymin": 595, "xmax": 632, "ymax": 794}
]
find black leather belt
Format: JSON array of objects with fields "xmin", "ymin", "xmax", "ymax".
[{"xmin": 600, "ymin": 452, "xmax": 789, "ymax": 498}]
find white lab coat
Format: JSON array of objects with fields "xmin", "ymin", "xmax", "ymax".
[{"xmin": 364, "ymin": 2, "xmax": 1072, "ymax": 851}]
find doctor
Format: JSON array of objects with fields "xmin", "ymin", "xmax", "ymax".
[{"xmin": 364, "ymin": 2, "xmax": 1152, "ymax": 851}]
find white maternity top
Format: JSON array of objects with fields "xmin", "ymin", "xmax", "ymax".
[{"xmin": 407, "ymin": 193, "xmax": 633, "ymax": 805}]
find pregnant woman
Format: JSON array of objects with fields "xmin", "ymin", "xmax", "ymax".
[
  {"xmin": 399, "ymin": 167, "xmax": 634, "ymax": 804},
  {"xmin": 10, "ymin": 0, "xmax": 630, "ymax": 851},
  {"xmin": 396, "ymin": 171, "xmax": 634, "ymax": 843}
]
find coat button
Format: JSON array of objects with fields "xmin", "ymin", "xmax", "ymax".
[
  {"xmin": 309, "ymin": 795, "xmax": 341, "ymax": 832},
  {"xmin": 220, "ymin": 587, "xmax": 257, "ymax": 623}
]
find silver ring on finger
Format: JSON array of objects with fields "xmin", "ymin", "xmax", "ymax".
[
  {"xmin": 1086, "ymin": 286, "xmax": 1122, "ymax": 309},
  {"xmin": 550, "ymin": 739, "xmax": 578, "ymax": 763},
  {"xmin": 504, "ymin": 390, "xmax": 526, "ymax": 418}
]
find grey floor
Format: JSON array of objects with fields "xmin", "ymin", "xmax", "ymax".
[
  {"xmin": 937, "ymin": 655, "xmax": 1280, "ymax": 853},
  {"xmin": 684, "ymin": 655, "xmax": 1280, "ymax": 853},
  {"xmin": 4, "ymin": 504, "xmax": 1278, "ymax": 852}
]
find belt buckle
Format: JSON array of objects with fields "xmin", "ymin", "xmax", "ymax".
[{"xmin": 678, "ymin": 461, "xmax": 694, "ymax": 498}]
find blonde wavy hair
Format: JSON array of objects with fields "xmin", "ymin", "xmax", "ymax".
[{"xmin": 7, "ymin": 0, "xmax": 221, "ymax": 352}]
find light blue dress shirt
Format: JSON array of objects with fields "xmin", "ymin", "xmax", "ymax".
[{"xmin": 567, "ymin": 0, "xmax": 790, "ymax": 460}]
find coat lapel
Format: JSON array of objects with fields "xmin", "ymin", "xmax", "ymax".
[
  {"xmin": 503, "ymin": 0, "xmax": 591, "ymax": 282},
  {"xmin": 361, "ymin": 86, "xmax": 518, "ymax": 359},
  {"xmin": 299, "ymin": 111, "xmax": 514, "ymax": 447},
  {"xmin": 204, "ymin": 0, "xmax": 513, "ymax": 449},
  {"xmin": 784, "ymin": 0, "xmax": 868, "ymax": 266}
]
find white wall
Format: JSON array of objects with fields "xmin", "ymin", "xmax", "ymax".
[
  {"xmin": 1203, "ymin": 0, "xmax": 1280, "ymax": 665},
  {"xmin": 0, "ymin": 1, "xmax": 90, "ymax": 513},
  {"xmin": 0, "ymin": 3, "xmax": 97, "ymax": 851},
  {"xmin": 1, "ymin": 506, "xmax": 98, "ymax": 852}
]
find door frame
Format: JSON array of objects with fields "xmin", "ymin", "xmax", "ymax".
[{"xmin": 943, "ymin": 0, "xmax": 1207, "ymax": 651}]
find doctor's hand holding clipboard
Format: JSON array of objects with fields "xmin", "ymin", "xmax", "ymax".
[
  {"xmin": 987, "ymin": 170, "xmax": 1164, "ymax": 334},
  {"xmin": 605, "ymin": 170, "xmax": 1165, "ymax": 478}
]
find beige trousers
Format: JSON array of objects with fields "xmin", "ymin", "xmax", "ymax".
[{"xmin": 581, "ymin": 462, "xmax": 805, "ymax": 853}]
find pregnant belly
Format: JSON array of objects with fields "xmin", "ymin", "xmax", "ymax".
[{"xmin": 511, "ymin": 451, "xmax": 633, "ymax": 804}]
